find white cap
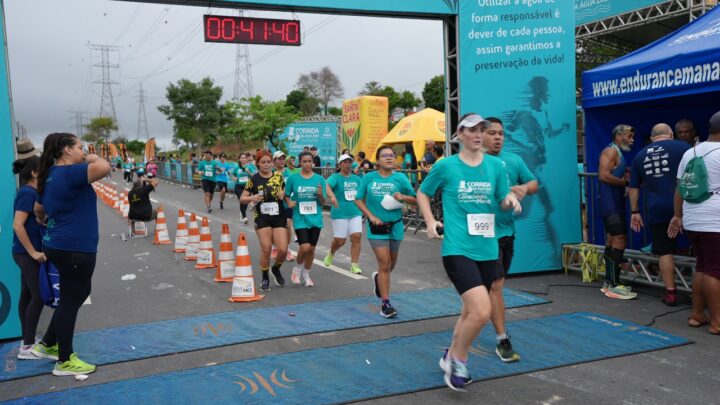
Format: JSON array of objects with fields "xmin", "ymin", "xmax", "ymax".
[
  {"xmin": 272, "ymin": 150, "xmax": 285, "ymax": 160},
  {"xmin": 456, "ymin": 114, "xmax": 489, "ymax": 132},
  {"xmin": 338, "ymin": 154, "xmax": 353, "ymax": 163}
]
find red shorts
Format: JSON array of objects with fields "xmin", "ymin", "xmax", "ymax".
[{"xmin": 686, "ymin": 230, "xmax": 720, "ymax": 280}]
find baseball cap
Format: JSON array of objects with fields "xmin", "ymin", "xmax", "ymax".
[
  {"xmin": 456, "ymin": 114, "xmax": 489, "ymax": 132},
  {"xmin": 272, "ymin": 150, "xmax": 286, "ymax": 160},
  {"xmin": 338, "ymin": 154, "xmax": 353, "ymax": 163},
  {"xmin": 709, "ymin": 110, "xmax": 720, "ymax": 134}
]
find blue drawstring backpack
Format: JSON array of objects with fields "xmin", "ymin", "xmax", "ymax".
[{"xmin": 38, "ymin": 227, "xmax": 60, "ymax": 308}]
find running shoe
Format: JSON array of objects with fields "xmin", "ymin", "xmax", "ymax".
[
  {"xmin": 31, "ymin": 342, "xmax": 59, "ymax": 360},
  {"xmin": 372, "ymin": 271, "xmax": 380, "ymax": 298},
  {"xmin": 380, "ymin": 302, "xmax": 397, "ymax": 318},
  {"xmin": 350, "ymin": 263, "xmax": 362, "ymax": 275},
  {"xmin": 260, "ymin": 278, "xmax": 271, "ymax": 292},
  {"xmin": 303, "ymin": 271, "xmax": 314, "ymax": 288},
  {"xmin": 605, "ymin": 285, "xmax": 638, "ymax": 300},
  {"xmin": 52, "ymin": 353, "xmax": 96, "ymax": 376},
  {"xmin": 18, "ymin": 345, "xmax": 41, "ymax": 360},
  {"xmin": 600, "ymin": 281, "xmax": 632, "ymax": 293},
  {"xmin": 323, "ymin": 253, "xmax": 334, "ymax": 267},
  {"xmin": 242, "ymin": 217, "xmax": 249, "ymax": 225},
  {"xmin": 662, "ymin": 289, "xmax": 678, "ymax": 307},
  {"xmin": 495, "ymin": 337, "xmax": 520, "ymax": 363},
  {"xmin": 439, "ymin": 348, "xmax": 450, "ymax": 373},
  {"xmin": 207, "ymin": 207, "xmax": 212, "ymax": 213},
  {"xmin": 291, "ymin": 265, "xmax": 303, "ymax": 285},
  {"xmin": 271, "ymin": 267, "xmax": 285, "ymax": 287},
  {"xmin": 444, "ymin": 358, "xmax": 471, "ymax": 391},
  {"xmin": 286, "ymin": 251, "xmax": 295, "ymax": 262}
]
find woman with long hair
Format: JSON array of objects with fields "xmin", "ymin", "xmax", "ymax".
[
  {"xmin": 417, "ymin": 113, "xmax": 521, "ymax": 391},
  {"xmin": 402, "ymin": 143, "xmax": 419, "ymax": 186},
  {"xmin": 285, "ymin": 151, "xmax": 327, "ymax": 287},
  {"xmin": 32, "ymin": 133, "xmax": 111, "ymax": 376},
  {"xmin": 11, "ymin": 150, "xmax": 47, "ymax": 360},
  {"xmin": 355, "ymin": 145, "xmax": 417, "ymax": 319},
  {"xmin": 240, "ymin": 151, "xmax": 289, "ymax": 292}
]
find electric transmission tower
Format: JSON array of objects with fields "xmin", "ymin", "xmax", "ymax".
[
  {"xmin": 233, "ymin": 10, "xmax": 254, "ymax": 101},
  {"xmin": 69, "ymin": 110, "xmax": 87, "ymax": 139},
  {"xmin": 88, "ymin": 44, "xmax": 120, "ymax": 123},
  {"xmin": 136, "ymin": 83, "xmax": 150, "ymax": 140}
]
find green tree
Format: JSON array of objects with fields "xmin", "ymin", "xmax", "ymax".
[
  {"xmin": 396, "ymin": 90, "xmax": 420, "ymax": 113},
  {"xmin": 125, "ymin": 140, "xmax": 146, "ymax": 157},
  {"xmin": 224, "ymin": 96, "xmax": 301, "ymax": 151},
  {"xmin": 285, "ymin": 89, "xmax": 320, "ymax": 116},
  {"xmin": 296, "ymin": 67, "xmax": 344, "ymax": 115},
  {"xmin": 84, "ymin": 116, "xmax": 118, "ymax": 144},
  {"xmin": 157, "ymin": 77, "xmax": 225, "ymax": 151},
  {"xmin": 422, "ymin": 75, "xmax": 445, "ymax": 112},
  {"xmin": 327, "ymin": 106, "xmax": 342, "ymax": 116}
]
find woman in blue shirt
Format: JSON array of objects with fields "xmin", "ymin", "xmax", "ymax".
[
  {"xmin": 32, "ymin": 133, "xmax": 111, "ymax": 376},
  {"xmin": 11, "ymin": 152, "xmax": 47, "ymax": 360},
  {"xmin": 355, "ymin": 145, "xmax": 417, "ymax": 319},
  {"xmin": 417, "ymin": 114, "xmax": 520, "ymax": 391},
  {"xmin": 231, "ymin": 153, "xmax": 252, "ymax": 224}
]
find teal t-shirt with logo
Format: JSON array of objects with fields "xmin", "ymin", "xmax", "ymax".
[
  {"xmin": 285, "ymin": 172, "xmax": 327, "ymax": 229},
  {"xmin": 198, "ymin": 160, "xmax": 218, "ymax": 181},
  {"xmin": 327, "ymin": 172, "xmax": 362, "ymax": 220},
  {"xmin": 419, "ymin": 154, "xmax": 510, "ymax": 261},
  {"xmin": 494, "ymin": 151, "xmax": 536, "ymax": 238},
  {"xmin": 216, "ymin": 161, "xmax": 230, "ymax": 182},
  {"xmin": 123, "ymin": 163, "xmax": 133, "ymax": 171},
  {"xmin": 231, "ymin": 165, "xmax": 251, "ymax": 185},
  {"xmin": 356, "ymin": 171, "xmax": 416, "ymax": 240}
]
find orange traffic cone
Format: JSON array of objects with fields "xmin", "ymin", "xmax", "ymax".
[
  {"xmin": 112, "ymin": 189, "xmax": 120, "ymax": 212},
  {"xmin": 173, "ymin": 209, "xmax": 189, "ymax": 252},
  {"xmin": 122, "ymin": 194, "xmax": 130, "ymax": 219},
  {"xmin": 184, "ymin": 213, "xmax": 200, "ymax": 261},
  {"xmin": 195, "ymin": 217, "xmax": 216, "ymax": 269},
  {"xmin": 153, "ymin": 205, "xmax": 171, "ymax": 244},
  {"xmin": 214, "ymin": 224, "xmax": 234, "ymax": 282},
  {"xmin": 229, "ymin": 233, "xmax": 264, "ymax": 302}
]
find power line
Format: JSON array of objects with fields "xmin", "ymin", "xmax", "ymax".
[
  {"xmin": 68, "ymin": 111, "xmax": 87, "ymax": 139},
  {"xmin": 88, "ymin": 44, "xmax": 121, "ymax": 126},
  {"xmin": 136, "ymin": 84, "xmax": 150, "ymax": 140}
]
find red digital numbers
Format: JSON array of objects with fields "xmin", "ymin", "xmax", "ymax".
[{"xmin": 204, "ymin": 15, "xmax": 300, "ymax": 46}]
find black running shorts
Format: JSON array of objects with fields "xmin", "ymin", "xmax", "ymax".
[
  {"xmin": 216, "ymin": 181, "xmax": 228, "ymax": 192},
  {"xmin": 442, "ymin": 255, "xmax": 497, "ymax": 295},
  {"xmin": 295, "ymin": 227, "xmax": 322, "ymax": 246},
  {"xmin": 603, "ymin": 213, "xmax": 626, "ymax": 236},
  {"xmin": 650, "ymin": 222, "xmax": 676, "ymax": 256},
  {"xmin": 254, "ymin": 214, "xmax": 286, "ymax": 230},
  {"xmin": 202, "ymin": 179, "xmax": 216, "ymax": 194},
  {"xmin": 495, "ymin": 235, "xmax": 515, "ymax": 279}
]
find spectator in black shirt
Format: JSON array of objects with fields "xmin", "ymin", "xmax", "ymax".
[
  {"xmin": 128, "ymin": 177, "xmax": 159, "ymax": 223},
  {"xmin": 310, "ymin": 146, "xmax": 321, "ymax": 167}
]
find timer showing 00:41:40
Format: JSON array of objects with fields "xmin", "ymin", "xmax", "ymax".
[{"xmin": 203, "ymin": 15, "xmax": 301, "ymax": 46}]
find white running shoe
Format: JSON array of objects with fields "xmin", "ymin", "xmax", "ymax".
[{"xmin": 291, "ymin": 266, "xmax": 303, "ymax": 285}]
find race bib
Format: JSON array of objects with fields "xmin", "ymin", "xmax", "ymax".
[
  {"xmin": 467, "ymin": 214, "xmax": 495, "ymax": 237},
  {"xmin": 344, "ymin": 190, "xmax": 357, "ymax": 201},
  {"xmin": 204, "ymin": 170, "xmax": 213, "ymax": 177},
  {"xmin": 238, "ymin": 176, "xmax": 248, "ymax": 183},
  {"xmin": 174, "ymin": 236, "xmax": 188, "ymax": 250},
  {"xmin": 299, "ymin": 201, "xmax": 317, "ymax": 215},
  {"xmin": 197, "ymin": 250, "xmax": 213, "ymax": 265},
  {"xmin": 260, "ymin": 202, "xmax": 280, "ymax": 216},
  {"xmin": 220, "ymin": 260, "xmax": 235, "ymax": 279}
]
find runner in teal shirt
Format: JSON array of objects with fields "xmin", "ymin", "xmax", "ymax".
[
  {"xmin": 284, "ymin": 151, "xmax": 327, "ymax": 287},
  {"xmin": 481, "ymin": 117, "xmax": 538, "ymax": 364},
  {"xmin": 215, "ymin": 153, "xmax": 231, "ymax": 210},
  {"xmin": 231, "ymin": 154, "xmax": 252, "ymax": 223},
  {"xmin": 416, "ymin": 113, "xmax": 521, "ymax": 391},
  {"xmin": 355, "ymin": 145, "xmax": 417, "ymax": 319},
  {"xmin": 197, "ymin": 151, "xmax": 219, "ymax": 213},
  {"xmin": 323, "ymin": 154, "xmax": 364, "ymax": 274}
]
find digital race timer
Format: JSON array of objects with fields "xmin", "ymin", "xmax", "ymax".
[{"xmin": 203, "ymin": 15, "xmax": 301, "ymax": 46}]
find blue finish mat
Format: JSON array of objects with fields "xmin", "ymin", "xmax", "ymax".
[
  {"xmin": 0, "ymin": 288, "xmax": 546, "ymax": 381},
  {"xmin": 4, "ymin": 312, "xmax": 690, "ymax": 404}
]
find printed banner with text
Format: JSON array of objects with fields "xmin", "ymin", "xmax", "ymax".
[
  {"xmin": 275, "ymin": 122, "xmax": 338, "ymax": 167},
  {"xmin": 458, "ymin": 0, "xmax": 580, "ymax": 273}
]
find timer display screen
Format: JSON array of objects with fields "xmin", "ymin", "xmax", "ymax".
[{"xmin": 203, "ymin": 15, "xmax": 301, "ymax": 46}]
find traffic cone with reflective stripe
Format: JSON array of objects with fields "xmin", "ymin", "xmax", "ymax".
[
  {"xmin": 122, "ymin": 194, "xmax": 130, "ymax": 219},
  {"xmin": 153, "ymin": 205, "xmax": 171, "ymax": 244},
  {"xmin": 195, "ymin": 217, "xmax": 216, "ymax": 269},
  {"xmin": 184, "ymin": 213, "xmax": 200, "ymax": 261},
  {"xmin": 174, "ymin": 209, "xmax": 189, "ymax": 252},
  {"xmin": 229, "ymin": 233, "xmax": 264, "ymax": 302},
  {"xmin": 113, "ymin": 189, "xmax": 120, "ymax": 212},
  {"xmin": 214, "ymin": 224, "xmax": 234, "ymax": 282}
]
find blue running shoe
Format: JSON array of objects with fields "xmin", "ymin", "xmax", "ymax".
[{"xmin": 444, "ymin": 358, "xmax": 471, "ymax": 391}]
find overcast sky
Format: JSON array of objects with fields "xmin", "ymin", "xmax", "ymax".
[{"xmin": 5, "ymin": 0, "xmax": 444, "ymax": 150}]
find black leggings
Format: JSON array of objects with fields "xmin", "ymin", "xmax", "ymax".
[
  {"xmin": 234, "ymin": 184, "xmax": 248, "ymax": 217},
  {"xmin": 123, "ymin": 171, "xmax": 133, "ymax": 182},
  {"xmin": 12, "ymin": 253, "xmax": 44, "ymax": 346},
  {"xmin": 41, "ymin": 248, "xmax": 96, "ymax": 362}
]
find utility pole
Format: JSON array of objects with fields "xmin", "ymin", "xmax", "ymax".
[
  {"xmin": 136, "ymin": 83, "xmax": 149, "ymax": 140},
  {"xmin": 69, "ymin": 110, "xmax": 86, "ymax": 139},
  {"xmin": 233, "ymin": 10, "xmax": 254, "ymax": 101},
  {"xmin": 88, "ymin": 44, "xmax": 120, "ymax": 128}
]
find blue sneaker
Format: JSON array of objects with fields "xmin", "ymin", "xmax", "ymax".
[
  {"xmin": 438, "ymin": 349, "xmax": 450, "ymax": 373},
  {"xmin": 444, "ymin": 358, "xmax": 471, "ymax": 391}
]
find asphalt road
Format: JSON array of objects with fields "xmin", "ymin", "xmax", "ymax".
[{"xmin": 1, "ymin": 172, "xmax": 717, "ymax": 404}]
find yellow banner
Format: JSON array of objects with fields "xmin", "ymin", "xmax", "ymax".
[{"xmin": 341, "ymin": 96, "xmax": 388, "ymax": 162}]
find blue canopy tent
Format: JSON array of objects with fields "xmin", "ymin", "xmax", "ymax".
[{"xmin": 582, "ymin": 6, "xmax": 720, "ymax": 246}]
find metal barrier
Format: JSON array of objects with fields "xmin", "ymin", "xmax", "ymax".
[
  {"xmin": 158, "ymin": 162, "xmax": 201, "ymax": 188},
  {"xmin": 562, "ymin": 243, "xmax": 695, "ymax": 293}
]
